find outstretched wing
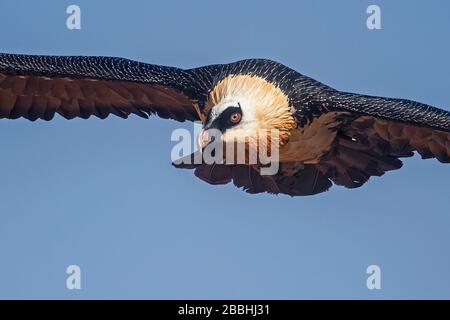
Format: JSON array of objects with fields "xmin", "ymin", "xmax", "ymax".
[
  {"xmin": 0, "ymin": 53, "xmax": 215, "ymax": 121},
  {"xmin": 309, "ymin": 91, "xmax": 450, "ymax": 189}
]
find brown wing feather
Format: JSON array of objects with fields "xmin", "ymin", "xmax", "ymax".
[
  {"xmin": 315, "ymin": 114, "xmax": 450, "ymax": 189},
  {"xmin": 0, "ymin": 73, "xmax": 198, "ymax": 121}
]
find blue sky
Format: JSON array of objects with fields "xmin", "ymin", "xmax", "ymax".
[{"xmin": 0, "ymin": 0, "xmax": 449, "ymax": 299}]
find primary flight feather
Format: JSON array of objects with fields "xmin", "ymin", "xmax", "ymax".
[{"xmin": 1, "ymin": 53, "xmax": 449, "ymax": 196}]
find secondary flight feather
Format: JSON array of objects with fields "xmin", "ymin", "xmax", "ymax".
[{"xmin": 1, "ymin": 53, "xmax": 449, "ymax": 196}]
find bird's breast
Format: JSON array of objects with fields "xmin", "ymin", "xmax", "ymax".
[{"xmin": 279, "ymin": 112, "xmax": 345, "ymax": 163}]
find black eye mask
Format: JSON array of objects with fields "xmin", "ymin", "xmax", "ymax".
[{"xmin": 207, "ymin": 104, "xmax": 242, "ymax": 132}]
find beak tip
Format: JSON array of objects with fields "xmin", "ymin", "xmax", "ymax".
[{"xmin": 197, "ymin": 128, "xmax": 209, "ymax": 150}]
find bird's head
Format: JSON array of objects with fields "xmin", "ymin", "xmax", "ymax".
[{"xmin": 199, "ymin": 74, "xmax": 296, "ymax": 162}]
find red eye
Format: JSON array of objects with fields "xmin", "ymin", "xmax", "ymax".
[{"xmin": 229, "ymin": 112, "xmax": 241, "ymax": 123}]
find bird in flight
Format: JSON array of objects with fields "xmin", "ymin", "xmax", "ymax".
[{"xmin": 1, "ymin": 53, "xmax": 449, "ymax": 196}]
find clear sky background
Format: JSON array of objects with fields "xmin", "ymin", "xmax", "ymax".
[{"xmin": 0, "ymin": 0, "xmax": 449, "ymax": 299}]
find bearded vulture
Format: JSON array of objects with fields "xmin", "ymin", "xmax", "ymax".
[{"xmin": 1, "ymin": 53, "xmax": 449, "ymax": 196}]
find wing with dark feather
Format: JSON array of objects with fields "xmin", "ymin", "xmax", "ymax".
[
  {"xmin": 309, "ymin": 90, "xmax": 450, "ymax": 189},
  {"xmin": 0, "ymin": 53, "xmax": 214, "ymax": 121}
]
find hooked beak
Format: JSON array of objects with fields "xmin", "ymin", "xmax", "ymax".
[
  {"xmin": 197, "ymin": 128, "xmax": 219, "ymax": 150},
  {"xmin": 197, "ymin": 128, "xmax": 210, "ymax": 150}
]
